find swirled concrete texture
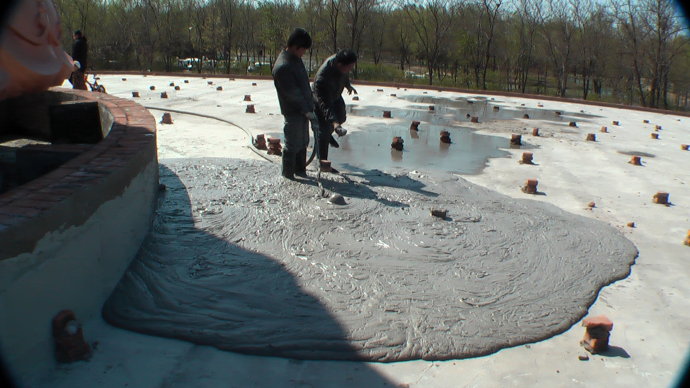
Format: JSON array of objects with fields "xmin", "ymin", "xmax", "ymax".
[{"xmin": 103, "ymin": 158, "xmax": 637, "ymax": 362}]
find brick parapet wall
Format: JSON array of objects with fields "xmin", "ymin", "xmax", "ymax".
[{"xmin": 0, "ymin": 88, "xmax": 158, "ymax": 259}]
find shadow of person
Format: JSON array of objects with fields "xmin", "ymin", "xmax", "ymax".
[
  {"xmin": 599, "ymin": 345, "xmax": 631, "ymax": 358},
  {"xmin": 310, "ymin": 171, "xmax": 409, "ymax": 208},
  {"xmin": 339, "ymin": 164, "xmax": 439, "ymax": 198},
  {"xmin": 307, "ymin": 163, "xmax": 444, "ymax": 208},
  {"xmin": 103, "ymin": 162, "xmax": 395, "ymax": 386}
]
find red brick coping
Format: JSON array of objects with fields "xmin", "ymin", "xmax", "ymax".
[{"xmin": 0, "ymin": 88, "xmax": 157, "ymax": 259}]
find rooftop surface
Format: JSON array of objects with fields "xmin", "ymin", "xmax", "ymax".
[{"xmin": 26, "ymin": 74, "xmax": 690, "ymax": 387}]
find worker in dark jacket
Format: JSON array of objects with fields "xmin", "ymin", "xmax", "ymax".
[
  {"xmin": 272, "ymin": 28, "xmax": 318, "ymax": 180},
  {"xmin": 312, "ymin": 49, "xmax": 358, "ymax": 173},
  {"xmin": 69, "ymin": 30, "xmax": 88, "ymax": 90}
]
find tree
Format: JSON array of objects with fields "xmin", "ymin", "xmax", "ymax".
[
  {"xmin": 514, "ymin": 0, "xmax": 539, "ymax": 93},
  {"xmin": 49, "ymin": 0, "xmax": 690, "ymax": 110},
  {"xmin": 640, "ymin": 0, "xmax": 688, "ymax": 108},
  {"xmin": 368, "ymin": 3, "xmax": 390, "ymax": 65},
  {"xmin": 343, "ymin": 0, "xmax": 377, "ymax": 55},
  {"xmin": 402, "ymin": 0, "xmax": 457, "ymax": 85},
  {"xmin": 613, "ymin": 0, "xmax": 649, "ymax": 105},
  {"xmin": 214, "ymin": 0, "xmax": 238, "ymax": 73},
  {"xmin": 258, "ymin": 0, "xmax": 296, "ymax": 68},
  {"xmin": 324, "ymin": 0, "xmax": 342, "ymax": 53},
  {"xmin": 480, "ymin": 0, "xmax": 503, "ymax": 90},
  {"xmin": 537, "ymin": 0, "xmax": 575, "ymax": 97}
]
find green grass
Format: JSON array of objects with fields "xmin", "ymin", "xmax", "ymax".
[{"xmin": 355, "ymin": 62, "xmax": 406, "ymax": 82}]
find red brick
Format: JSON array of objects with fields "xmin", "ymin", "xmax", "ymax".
[{"xmin": 582, "ymin": 315, "xmax": 613, "ymax": 331}]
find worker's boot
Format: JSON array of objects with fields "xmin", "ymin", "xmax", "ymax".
[
  {"xmin": 281, "ymin": 152, "xmax": 295, "ymax": 180},
  {"xmin": 295, "ymin": 149, "xmax": 308, "ymax": 177},
  {"xmin": 318, "ymin": 141, "xmax": 338, "ymax": 174}
]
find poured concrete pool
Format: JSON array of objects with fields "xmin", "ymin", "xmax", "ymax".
[{"xmin": 103, "ymin": 157, "xmax": 637, "ymax": 362}]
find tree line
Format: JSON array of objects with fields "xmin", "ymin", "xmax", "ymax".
[{"xmin": 54, "ymin": 0, "xmax": 690, "ymax": 110}]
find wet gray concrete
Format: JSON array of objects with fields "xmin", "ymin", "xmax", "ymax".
[{"xmin": 104, "ymin": 158, "xmax": 637, "ymax": 362}]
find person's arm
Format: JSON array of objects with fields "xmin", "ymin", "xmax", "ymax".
[
  {"xmin": 275, "ymin": 66, "xmax": 311, "ymax": 114},
  {"xmin": 345, "ymin": 76, "xmax": 357, "ymax": 95},
  {"xmin": 333, "ymin": 95, "xmax": 346, "ymax": 124},
  {"xmin": 314, "ymin": 75, "xmax": 340, "ymax": 124}
]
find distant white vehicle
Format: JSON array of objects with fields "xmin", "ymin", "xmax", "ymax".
[
  {"xmin": 178, "ymin": 57, "xmax": 199, "ymax": 70},
  {"xmin": 405, "ymin": 70, "xmax": 426, "ymax": 79}
]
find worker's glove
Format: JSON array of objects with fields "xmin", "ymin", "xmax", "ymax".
[
  {"xmin": 334, "ymin": 125, "xmax": 347, "ymax": 137},
  {"xmin": 346, "ymin": 86, "xmax": 358, "ymax": 95},
  {"xmin": 73, "ymin": 60, "xmax": 81, "ymax": 70}
]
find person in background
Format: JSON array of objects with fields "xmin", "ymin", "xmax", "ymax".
[
  {"xmin": 69, "ymin": 30, "xmax": 87, "ymax": 90},
  {"xmin": 271, "ymin": 28, "xmax": 319, "ymax": 180},
  {"xmin": 312, "ymin": 49, "xmax": 358, "ymax": 173}
]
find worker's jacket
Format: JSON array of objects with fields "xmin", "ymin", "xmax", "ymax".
[
  {"xmin": 312, "ymin": 55, "xmax": 352, "ymax": 125},
  {"xmin": 272, "ymin": 50, "xmax": 314, "ymax": 116},
  {"xmin": 72, "ymin": 37, "xmax": 88, "ymax": 70}
]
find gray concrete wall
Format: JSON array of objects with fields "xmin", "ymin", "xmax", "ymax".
[
  {"xmin": 0, "ymin": 159, "xmax": 158, "ymax": 382},
  {"xmin": 0, "ymin": 89, "xmax": 159, "ymax": 384}
]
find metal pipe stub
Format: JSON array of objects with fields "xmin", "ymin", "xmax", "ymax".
[
  {"xmin": 629, "ymin": 156, "xmax": 642, "ymax": 166},
  {"xmin": 510, "ymin": 134, "xmax": 522, "ymax": 146},
  {"xmin": 652, "ymin": 192, "xmax": 669, "ymax": 205},
  {"xmin": 440, "ymin": 130, "xmax": 451, "ymax": 144},
  {"xmin": 522, "ymin": 179, "xmax": 538, "ymax": 194},
  {"xmin": 521, "ymin": 152, "xmax": 534, "ymax": 164},
  {"xmin": 391, "ymin": 136, "xmax": 404, "ymax": 151}
]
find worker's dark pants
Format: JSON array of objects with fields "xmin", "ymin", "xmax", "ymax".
[
  {"xmin": 282, "ymin": 114, "xmax": 309, "ymax": 176},
  {"xmin": 317, "ymin": 125, "xmax": 333, "ymax": 161},
  {"xmin": 315, "ymin": 109, "xmax": 334, "ymax": 161},
  {"xmin": 69, "ymin": 70, "xmax": 87, "ymax": 90}
]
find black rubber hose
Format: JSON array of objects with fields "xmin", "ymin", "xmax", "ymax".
[
  {"xmin": 144, "ymin": 105, "xmax": 275, "ymax": 163},
  {"xmin": 145, "ymin": 105, "xmax": 323, "ymax": 168}
]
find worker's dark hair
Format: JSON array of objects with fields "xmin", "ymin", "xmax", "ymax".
[
  {"xmin": 287, "ymin": 28, "xmax": 312, "ymax": 49},
  {"xmin": 73, "ymin": 30, "xmax": 83, "ymax": 37},
  {"xmin": 335, "ymin": 49, "xmax": 358, "ymax": 65}
]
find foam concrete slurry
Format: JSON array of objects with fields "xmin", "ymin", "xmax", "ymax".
[
  {"xmin": 103, "ymin": 158, "xmax": 637, "ymax": 362},
  {"xmin": 45, "ymin": 75, "xmax": 690, "ymax": 387}
]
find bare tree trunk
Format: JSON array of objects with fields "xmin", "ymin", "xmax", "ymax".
[
  {"xmin": 481, "ymin": 0, "xmax": 502, "ymax": 90},
  {"xmin": 326, "ymin": 0, "xmax": 341, "ymax": 53},
  {"xmin": 402, "ymin": 0, "xmax": 456, "ymax": 87}
]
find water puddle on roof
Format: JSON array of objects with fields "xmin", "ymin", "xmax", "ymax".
[{"xmin": 328, "ymin": 122, "xmax": 510, "ymax": 175}]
